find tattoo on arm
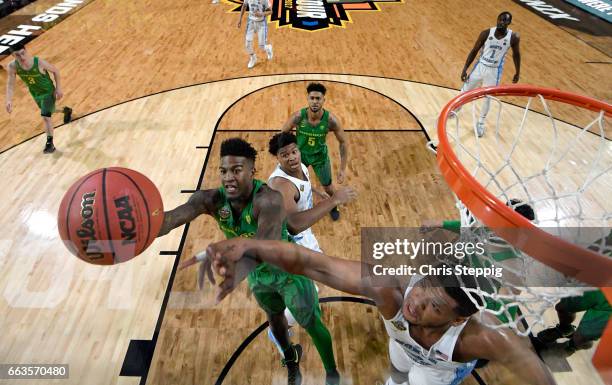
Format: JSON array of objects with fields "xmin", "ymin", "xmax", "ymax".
[
  {"xmin": 254, "ymin": 190, "xmax": 285, "ymax": 240},
  {"xmin": 157, "ymin": 189, "xmax": 218, "ymax": 237}
]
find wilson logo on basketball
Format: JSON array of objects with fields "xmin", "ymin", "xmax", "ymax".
[
  {"xmin": 76, "ymin": 191, "xmax": 104, "ymax": 260},
  {"xmin": 227, "ymin": 0, "xmax": 402, "ymax": 31},
  {"xmin": 114, "ymin": 196, "xmax": 137, "ymax": 246}
]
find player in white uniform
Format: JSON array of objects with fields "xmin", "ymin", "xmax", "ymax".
[
  {"xmin": 200, "ymin": 241, "xmax": 558, "ymax": 385},
  {"xmin": 460, "ymin": 12, "xmax": 521, "ymax": 136},
  {"xmin": 238, "ymin": 0, "xmax": 273, "ymax": 69},
  {"xmin": 265, "ymin": 132, "xmax": 357, "ymax": 384}
]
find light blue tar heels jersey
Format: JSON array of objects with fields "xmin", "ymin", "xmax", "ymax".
[
  {"xmin": 268, "ymin": 163, "xmax": 322, "ymax": 252},
  {"xmin": 478, "ymin": 27, "xmax": 512, "ymax": 68}
]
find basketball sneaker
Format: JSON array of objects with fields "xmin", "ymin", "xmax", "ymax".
[
  {"xmin": 267, "ymin": 326, "xmax": 294, "ymax": 357},
  {"xmin": 282, "ymin": 344, "xmax": 302, "ymax": 385},
  {"xmin": 43, "ymin": 141, "xmax": 55, "ymax": 154},
  {"xmin": 248, "ymin": 55, "xmax": 257, "ymax": 69},
  {"xmin": 63, "ymin": 107, "xmax": 73, "ymax": 124},
  {"xmin": 265, "ymin": 44, "xmax": 273, "ymax": 60},
  {"xmin": 330, "ymin": 206, "xmax": 340, "ymax": 221},
  {"xmin": 476, "ymin": 121, "xmax": 485, "ymax": 137},
  {"xmin": 537, "ymin": 324, "xmax": 575, "ymax": 345}
]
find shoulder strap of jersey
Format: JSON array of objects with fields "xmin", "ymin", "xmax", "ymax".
[
  {"xmin": 322, "ymin": 110, "xmax": 330, "ymax": 126},
  {"xmin": 300, "ymin": 108, "xmax": 308, "ymax": 123}
]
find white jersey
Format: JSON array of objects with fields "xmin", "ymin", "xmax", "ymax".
[
  {"xmin": 268, "ymin": 163, "xmax": 322, "ymax": 252},
  {"xmin": 245, "ymin": 0, "xmax": 269, "ymax": 21},
  {"xmin": 383, "ymin": 275, "xmax": 476, "ymax": 384},
  {"xmin": 478, "ymin": 27, "xmax": 512, "ymax": 69}
]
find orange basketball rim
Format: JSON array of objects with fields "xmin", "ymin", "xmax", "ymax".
[{"xmin": 436, "ymin": 84, "xmax": 612, "ymax": 384}]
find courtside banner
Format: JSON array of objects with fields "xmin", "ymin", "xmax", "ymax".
[
  {"xmin": 512, "ymin": 0, "xmax": 612, "ymax": 35},
  {"xmin": 0, "ymin": 0, "xmax": 91, "ymax": 57},
  {"xmin": 563, "ymin": 0, "xmax": 612, "ymax": 23}
]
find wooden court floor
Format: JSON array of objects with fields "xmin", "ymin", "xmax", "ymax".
[{"xmin": 0, "ymin": 1, "xmax": 610, "ymax": 385}]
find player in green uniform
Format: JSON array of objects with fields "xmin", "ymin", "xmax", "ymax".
[
  {"xmin": 5, "ymin": 43, "xmax": 72, "ymax": 153},
  {"xmin": 537, "ymin": 290, "xmax": 611, "ymax": 355},
  {"xmin": 159, "ymin": 138, "xmax": 338, "ymax": 385},
  {"xmin": 281, "ymin": 83, "xmax": 349, "ymax": 221}
]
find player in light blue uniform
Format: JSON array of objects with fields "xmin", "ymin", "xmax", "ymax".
[{"xmin": 460, "ymin": 12, "xmax": 521, "ymax": 136}]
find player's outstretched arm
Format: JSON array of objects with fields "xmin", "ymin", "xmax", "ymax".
[
  {"xmin": 329, "ymin": 113, "xmax": 348, "ymax": 184},
  {"xmin": 281, "ymin": 111, "xmax": 301, "ymax": 132},
  {"xmin": 157, "ymin": 189, "xmax": 220, "ymax": 237},
  {"xmin": 461, "ymin": 30, "xmax": 488, "ymax": 82},
  {"xmin": 209, "ymin": 238, "xmax": 378, "ymax": 299},
  {"xmin": 511, "ymin": 32, "xmax": 521, "ymax": 83},
  {"xmin": 5, "ymin": 61, "xmax": 16, "ymax": 113},
  {"xmin": 464, "ymin": 325, "xmax": 556, "ymax": 385}
]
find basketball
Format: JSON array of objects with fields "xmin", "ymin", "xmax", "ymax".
[{"xmin": 57, "ymin": 167, "xmax": 164, "ymax": 265}]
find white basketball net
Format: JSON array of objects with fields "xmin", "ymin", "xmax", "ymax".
[{"xmin": 431, "ymin": 91, "xmax": 611, "ymax": 336}]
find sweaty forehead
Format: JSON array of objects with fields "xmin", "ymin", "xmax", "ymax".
[
  {"xmin": 220, "ymin": 156, "xmax": 251, "ymax": 168},
  {"xmin": 279, "ymin": 143, "xmax": 298, "ymax": 154},
  {"xmin": 308, "ymin": 91, "xmax": 324, "ymax": 98},
  {"xmin": 416, "ymin": 279, "xmax": 456, "ymax": 308}
]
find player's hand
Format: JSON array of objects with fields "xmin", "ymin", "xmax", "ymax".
[
  {"xmin": 206, "ymin": 238, "xmax": 259, "ymax": 303},
  {"xmin": 179, "ymin": 250, "xmax": 216, "ymax": 290},
  {"xmin": 337, "ymin": 169, "xmax": 346, "ymax": 184},
  {"xmin": 54, "ymin": 89, "xmax": 63, "ymax": 100},
  {"xmin": 512, "ymin": 73, "xmax": 520, "ymax": 83},
  {"xmin": 237, "ymin": 20, "xmax": 242, "ymax": 28},
  {"xmin": 332, "ymin": 186, "xmax": 357, "ymax": 205},
  {"xmin": 5, "ymin": 101, "xmax": 12, "ymax": 113},
  {"xmin": 461, "ymin": 70, "xmax": 468, "ymax": 82},
  {"xmin": 313, "ymin": 188, "xmax": 330, "ymax": 200}
]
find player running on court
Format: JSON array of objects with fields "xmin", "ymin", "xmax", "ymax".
[{"xmin": 5, "ymin": 43, "xmax": 73, "ymax": 153}]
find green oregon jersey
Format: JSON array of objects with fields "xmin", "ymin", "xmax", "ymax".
[
  {"xmin": 296, "ymin": 108, "xmax": 329, "ymax": 156},
  {"xmin": 213, "ymin": 179, "xmax": 289, "ymax": 240},
  {"xmin": 15, "ymin": 57, "xmax": 55, "ymax": 97},
  {"xmin": 213, "ymin": 180, "xmax": 290, "ymax": 275}
]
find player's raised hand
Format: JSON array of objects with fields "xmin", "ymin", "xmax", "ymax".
[
  {"xmin": 206, "ymin": 238, "xmax": 259, "ymax": 303},
  {"xmin": 179, "ymin": 250, "xmax": 216, "ymax": 290},
  {"xmin": 313, "ymin": 188, "xmax": 330, "ymax": 200},
  {"xmin": 332, "ymin": 186, "xmax": 357, "ymax": 205},
  {"xmin": 512, "ymin": 73, "xmax": 520, "ymax": 83}
]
